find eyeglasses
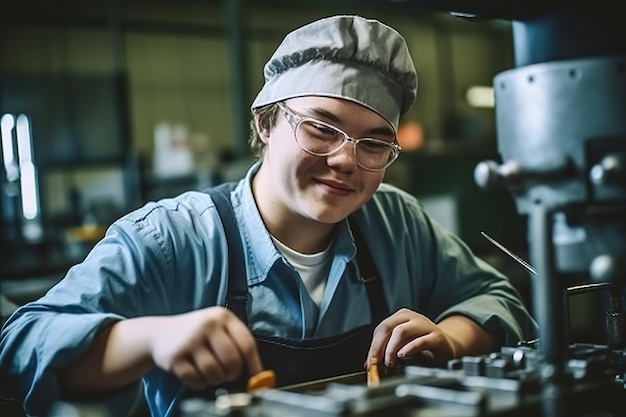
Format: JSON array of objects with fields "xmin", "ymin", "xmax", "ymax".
[{"xmin": 277, "ymin": 103, "xmax": 401, "ymax": 172}]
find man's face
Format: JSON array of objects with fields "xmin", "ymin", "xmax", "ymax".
[{"xmin": 254, "ymin": 96, "xmax": 395, "ymax": 226}]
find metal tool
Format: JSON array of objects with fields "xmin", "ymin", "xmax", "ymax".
[{"xmin": 480, "ymin": 232, "xmax": 538, "ymax": 276}]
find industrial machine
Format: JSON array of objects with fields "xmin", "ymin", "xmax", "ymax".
[
  {"xmin": 180, "ymin": 0, "xmax": 626, "ymax": 416},
  {"xmin": 3, "ymin": 1, "xmax": 623, "ymax": 416}
]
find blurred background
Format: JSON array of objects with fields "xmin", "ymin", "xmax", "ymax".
[{"xmin": 1, "ymin": 0, "xmax": 542, "ymax": 335}]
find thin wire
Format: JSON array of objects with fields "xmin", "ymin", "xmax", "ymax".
[{"xmin": 481, "ymin": 231, "xmax": 538, "ymax": 276}]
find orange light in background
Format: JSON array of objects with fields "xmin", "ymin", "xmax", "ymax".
[{"xmin": 397, "ymin": 121, "xmax": 424, "ymax": 151}]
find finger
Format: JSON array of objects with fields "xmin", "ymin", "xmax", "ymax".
[
  {"xmin": 203, "ymin": 329, "xmax": 244, "ymax": 382},
  {"xmin": 383, "ymin": 321, "xmax": 425, "ymax": 367},
  {"xmin": 367, "ymin": 310, "xmax": 412, "ymax": 367},
  {"xmin": 383, "ymin": 311, "xmax": 437, "ymax": 367},
  {"xmin": 190, "ymin": 341, "xmax": 229, "ymax": 386},
  {"xmin": 224, "ymin": 314, "xmax": 264, "ymax": 376},
  {"xmin": 173, "ymin": 357, "xmax": 209, "ymax": 391},
  {"xmin": 397, "ymin": 333, "xmax": 447, "ymax": 364},
  {"xmin": 397, "ymin": 333, "xmax": 431, "ymax": 357},
  {"xmin": 367, "ymin": 321, "xmax": 394, "ymax": 368}
]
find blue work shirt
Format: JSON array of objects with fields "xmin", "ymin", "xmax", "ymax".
[{"xmin": 0, "ymin": 162, "xmax": 536, "ymax": 417}]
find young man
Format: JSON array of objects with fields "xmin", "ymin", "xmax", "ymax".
[{"xmin": 0, "ymin": 15, "xmax": 536, "ymax": 417}]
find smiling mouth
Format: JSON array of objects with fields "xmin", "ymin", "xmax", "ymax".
[{"xmin": 317, "ymin": 179, "xmax": 353, "ymax": 193}]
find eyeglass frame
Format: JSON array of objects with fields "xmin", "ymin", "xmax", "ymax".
[{"xmin": 276, "ymin": 102, "xmax": 401, "ymax": 172}]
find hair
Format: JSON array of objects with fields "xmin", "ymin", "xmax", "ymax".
[{"xmin": 248, "ymin": 102, "xmax": 280, "ymax": 159}]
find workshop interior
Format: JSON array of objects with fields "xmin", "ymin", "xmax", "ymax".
[{"xmin": 1, "ymin": 0, "xmax": 625, "ymax": 416}]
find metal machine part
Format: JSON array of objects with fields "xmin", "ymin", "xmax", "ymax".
[
  {"xmin": 487, "ymin": 56, "xmax": 626, "ymax": 210},
  {"xmin": 474, "ymin": 54, "xmax": 626, "ymax": 416},
  {"xmin": 475, "ymin": 44, "xmax": 626, "ymax": 410},
  {"xmin": 180, "ymin": 343, "xmax": 625, "ymax": 417},
  {"xmin": 460, "ymin": 1, "xmax": 626, "ymax": 415}
]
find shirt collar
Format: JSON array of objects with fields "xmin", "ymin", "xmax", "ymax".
[{"xmin": 232, "ymin": 161, "xmax": 357, "ymax": 285}]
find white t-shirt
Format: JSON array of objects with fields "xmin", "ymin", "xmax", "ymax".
[{"xmin": 271, "ymin": 236, "xmax": 333, "ymax": 306}]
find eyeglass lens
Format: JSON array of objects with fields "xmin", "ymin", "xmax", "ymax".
[{"xmin": 296, "ymin": 120, "xmax": 395, "ymax": 170}]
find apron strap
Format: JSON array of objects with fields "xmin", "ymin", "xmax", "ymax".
[
  {"xmin": 204, "ymin": 182, "xmax": 248, "ymax": 324},
  {"xmin": 203, "ymin": 184, "xmax": 389, "ymax": 325},
  {"xmin": 349, "ymin": 217, "xmax": 389, "ymax": 324}
]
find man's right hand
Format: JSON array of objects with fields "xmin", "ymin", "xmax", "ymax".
[
  {"xmin": 149, "ymin": 307, "xmax": 263, "ymax": 390},
  {"xmin": 59, "ymin": 306, "xmax": 263, "ymax": 400}
]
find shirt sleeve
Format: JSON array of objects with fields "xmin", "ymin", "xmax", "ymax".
[
  {"xmin": 0, "ymin": 216, "xmax": 161, "ymax": 415},
  {"xmin": 415, "ymin": 199, "xmax": 537, "ymax": 345},
  {"xmin": 369, "ymin": 185, "xmax": 537, "ymax": 346},
  {"xmin": 0, "ymin": 203, "xmax": 182, "ymax": 416}
]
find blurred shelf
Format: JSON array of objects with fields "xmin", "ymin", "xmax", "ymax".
[{"xmin": 0, "ymin": 237, "xmax": 92, "ymax": 281}]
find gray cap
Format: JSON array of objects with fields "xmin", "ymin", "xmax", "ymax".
[{"xmin": 251, "ymin": 15, "xmax": 418, "ymax": 130}]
